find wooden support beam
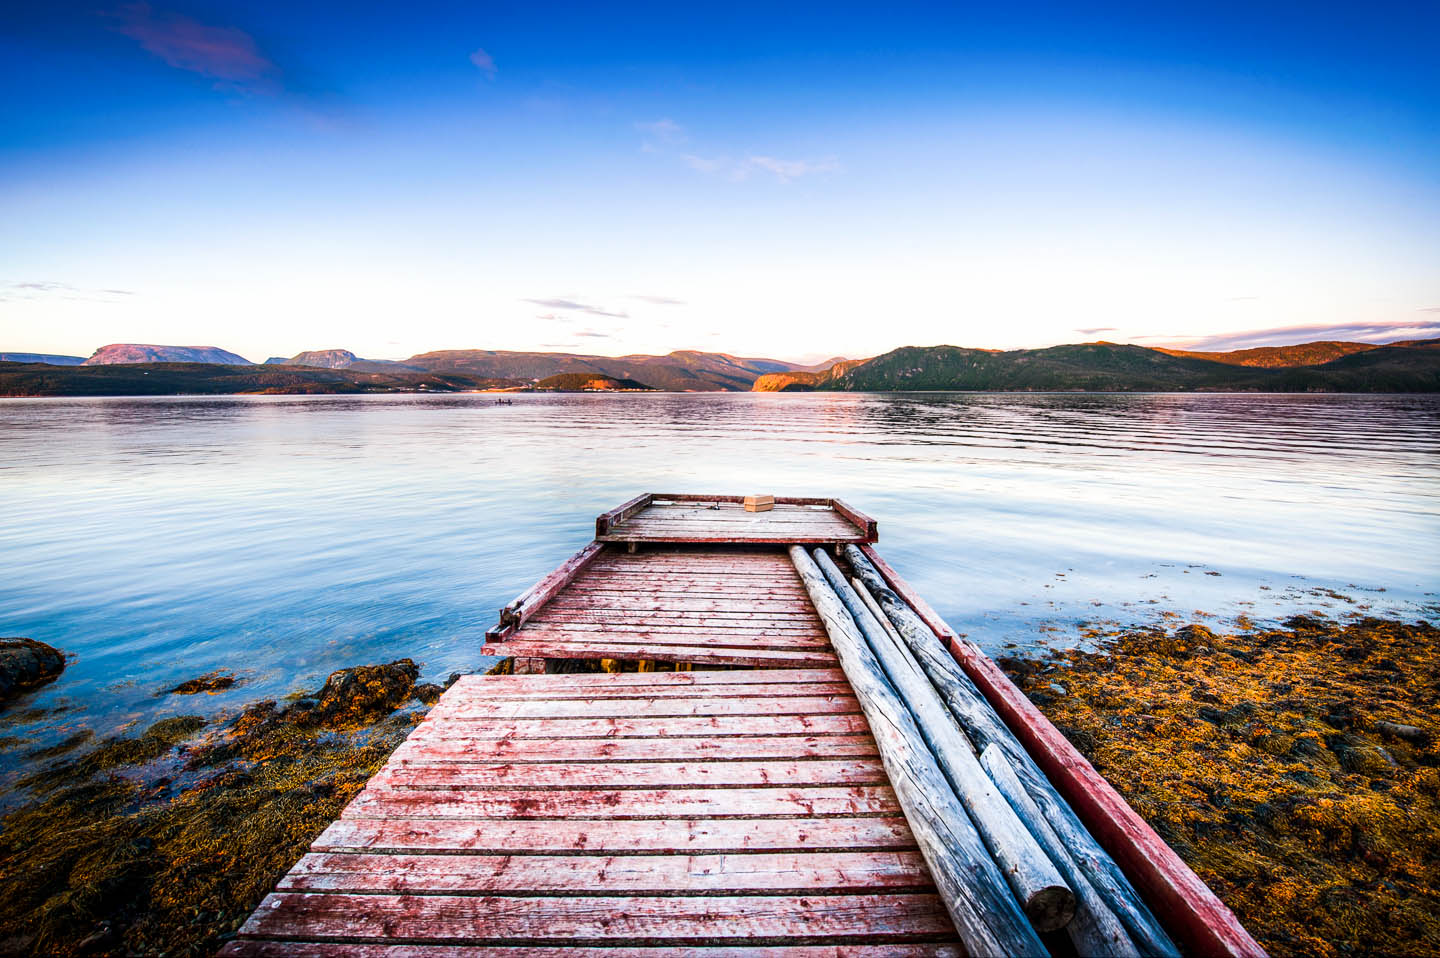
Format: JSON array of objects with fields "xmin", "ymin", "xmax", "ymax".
[
  {"xmin": 498, "ymin": 541, "xmax": 608, "ymax": 632},
  {"xmin": 788, "ymin": 545, "xmax": 1049, "ymax": 958},
  {"xmin": 595, "ymin": 493, "xmax": 654, "ymax": 537},
  {"xmin": 844, "ymin": 544, "xmax": 1187, "ymax": 958}
]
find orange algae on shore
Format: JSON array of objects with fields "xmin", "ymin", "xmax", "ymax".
[{"xmin": 1004, "ymin": 614, "xmax": 1440, "ymax": 958}]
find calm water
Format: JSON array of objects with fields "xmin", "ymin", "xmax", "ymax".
[{"xmin": 1, "ymin": 393, "xmax": 1437, "ymax": 777}]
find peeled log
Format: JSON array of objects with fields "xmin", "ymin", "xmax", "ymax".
[
  {"xmin": 982, "ymin": 744, "xmax": 1142, "ymax": 958},
  {"xmin": 823, "ymin": 562, "xmax": 1074, "ymax": 932},
  {"xmin": 842, "ymin": 543, "xmax": 1180, "ymax": 958},
  {"xmin": 788, "ymin": 546, "xmax": 1049, "ymax": 957}
]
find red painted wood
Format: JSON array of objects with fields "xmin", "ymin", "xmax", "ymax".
[
  {"xmin": 830, "ymin": 499, "xmax": 879, "ymax": 542},
  {"xmin": 857, "ymin": 544, "xmax": 1267, "ymax": 958},
  {"xmin": 427, "ymin": 694, "xmax": 861, "ymax": 720},
  {"xmin": 313, "ymin": 815, "xmax": 914, "ymax": 855},
  {"xmin": 484, "ymin": 639, "xmax": 839, "ymax": 667},
  {"xmin": 238, "ymin": 892, "xmax": 956, "ymax": 943},
  {"xmin": 391, "ymin": 734, "xmax": 880, "ymax": 764},
  {"xmin": 537, "ymin": 596, "xmax": 815, "ymax": 613},
  {"xmin": 278, "ymin": 849, "xmax": 930, "ymax": 894},
  {"xmin": 499, "ymin": 541, "xmax": 608, "ymax": 629},
  {"xmin": 441, "ymin": 680, "xmax": 855, "ymax": 701},
  {"xmin": 223, "ymin": 939, "xmax": 964, "ymax": 957},
  {"xmin": 377, "ymin": 759, "xmax": 887, "ymax": 790},
  {"xmin": 525, "ymin": 617, "xmax": 826, "ymax": 635},
  {"xmin": 452, "ymin": 668, "xmax": 846, "ymax": 688},
  {"xmin": 343, "ymin": 785, "xmax": 903, "ymax": 820},
  {"xmin": 405, "ymin": 712, "xmax": 871, "ymax": 740},
  {"xmin": 505, "ymin": 629, "xmax": 831, "ymax": 651},
  {"xmin": 595, "ymin": 492, "xmax": 654, "ymax": 537}
]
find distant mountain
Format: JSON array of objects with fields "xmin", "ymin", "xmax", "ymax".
[
  {"xmin": 1155, "ymin": 340, "xmax": 1382, "ymax": 368},
  {"xmin": 801, "ymin": 340, "xmax": 1440, "ymax": 392},
  {"xmin": 265, "ymin": 349, "xmax": 358, "ymax": 369},
  {"xmin": 533, "ymin": 373, "xmax": 654, "ymax": 391},
  {"xmin": 0, "ymin": 362, "xmax": 524, "ymax": 397},
  {"xmin": 83, "ymin": 344, "xmax": 252, "ymax": 366},
  {"xmin": 0, "ymin": 353, "xmax": 85, "ymax": 365},
  {"xmin": 404, "ymin": 349, "xmax": 811, "ymax": 391},
  {"xmin": 753, "ymin": 358, "xmax": 872, "ymax": 391}
]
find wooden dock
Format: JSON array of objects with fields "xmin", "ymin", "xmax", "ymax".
[
  {"xmin": 223, "ymin": 668, "xmax": 963, "ymax": 954},
  {"xmin": 225, "ymin": 493, "xmax": 1265, "ymax": 958}
]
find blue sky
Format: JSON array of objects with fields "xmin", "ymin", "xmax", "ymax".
[{"xmin": 2, "ymin": 1, "xmax": 1437, "ymax": 362}]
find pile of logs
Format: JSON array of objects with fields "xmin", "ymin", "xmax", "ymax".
[{"xmin": 789, "ymin": 544, "xmax": 1182, "ymax": 958}]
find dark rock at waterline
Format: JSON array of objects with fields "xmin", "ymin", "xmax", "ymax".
[
  {"xmin": 298, "ymin": 659, "xmax": 421, "ymax": 726},
  {"xmin": 166, "ymin": 671, "xmax": 237, "ymax": 695},
  {"xmin": 0, "ymin": 638, "xmax": 65, "ymax": 703},
  {"xmin": 413, "ymin": 683, "xmax": 444, "ymax": 704}
]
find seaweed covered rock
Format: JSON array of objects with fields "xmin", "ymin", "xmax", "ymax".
[
  {"xmin": 166, "ymin": 671, "xmax": 237, "ymax": 695},
  {"xmin": 303, "ymin": 659, "xmax": 420, "ymax": 726},
  {"xmin": 0, "ymin": 657, "xmax": 436, "ymax": 956},
  {"xmin": 0, "ymin": 637, "xmax": 65, "ymax": 703}
]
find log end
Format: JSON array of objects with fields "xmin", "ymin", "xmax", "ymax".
[{"xmin": 1026, "ymin": 884, "xmax": 1078, "ymax": 933}]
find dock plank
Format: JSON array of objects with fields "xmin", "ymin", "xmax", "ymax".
[
  {"xmin": 237, "ymin": 892, "xmax": 955, "ymax": 943},
  {"xmin": 232, "ymin": 669, "xmax": 957, "ymax": 952}
]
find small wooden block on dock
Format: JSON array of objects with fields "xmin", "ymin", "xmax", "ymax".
[
  {"xmin": 744, "ymin": 493, "xmax": 775, "ymax": 512},
  {"xmin": 222, "ymin": 668, "xmax": 962, "ymax": 955}
]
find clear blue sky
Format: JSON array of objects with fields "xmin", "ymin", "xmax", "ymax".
[{"xmin": 3, "ymin": 1, "xmax": 1437, "ymax": 362}]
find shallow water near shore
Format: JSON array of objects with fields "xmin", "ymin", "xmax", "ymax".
[{"xmin": 1, "ymin": 392, "xmax": 1437, "ymax": 782}]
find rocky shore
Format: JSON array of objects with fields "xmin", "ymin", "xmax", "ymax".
[
  {"xmin": 0, "ymin": 658, "xmax": 446, "ymax": 956},
  {"xmin": 1002, "ymin": 614, "xmax": 1440, "ymax": 958}
]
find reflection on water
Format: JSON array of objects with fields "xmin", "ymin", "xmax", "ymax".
[{"xmin": 1, "ymin": 392, "xmax": 1436, "ymax": 772}]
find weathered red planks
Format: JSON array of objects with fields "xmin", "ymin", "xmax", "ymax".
[
  {"xmin": 229, "ymin": 668, "xmax": 958, "ymax": 954},
  {"xmin": 406, "ymin": 712, "xmax": 871, "ymax": 740},
  {"xmin": 482, "ymin": 637, "xmax": 839, "ymax": 668},
  {"xmin": 312, "ymin": 815, "xmax": 915, "ymax": 855},
  {"xmin": 278, "ymin": 849, "xmax": 931, "ymax": 894},
  {"xmin": 429, "ymin": 694, "xmax": 860, "ymax": 719},
  {"xmin": 224, "ymin": 943, "xmax": 964, "ymax": 957},
  {"xmin": 236, "ymin": 892, "xmax": 956, "ymax": 944},
  {"xmin": 856, "ymin": 543, "xmax": 1266, "ymax": 958},
  {"xmin": 593, "ymin": 495, "xmax": 874, "ymax": 544},
  {"xmin": 391, "ymin": 733, "xmax": 880, "ymax": 764}
]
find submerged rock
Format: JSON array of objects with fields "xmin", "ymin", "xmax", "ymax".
[
  {"xmin": 166, "ymin": 671, "xmax": 237, "ymax": 695},
  {"xmin": 0, "ymin": 637, "xmax": 65, "ymax": 703}
]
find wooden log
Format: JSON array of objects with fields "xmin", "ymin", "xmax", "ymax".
[
  {"xmin": 787, "ymin": 545, "xmax": 1049, "ymax": 958},
  {"xmin": 842, "ymin": 544, "xmax": 1183, "ymax": 958},
  {"xmin": 980, "ymin": 744, "xmax": 1141, "ymax": 957},
  {"xmin": 813, "ymin": 552, "xmax": 1074, "ymax": 933}
]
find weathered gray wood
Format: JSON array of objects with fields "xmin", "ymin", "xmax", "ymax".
[
  {"xmin": 842, "ymin": 544, "xmax": 1180, "ymax": 958},
  {"xmin": 788, "ymin": 545, "xmax": 1050, "ymax": 958},
  {"xmin": 982, "ymin": 744, "xmax": 1142, "ymax": 958},
  {"xmin": 814, "ymin": 552, "xmax": 1073, "ymax": 933}
]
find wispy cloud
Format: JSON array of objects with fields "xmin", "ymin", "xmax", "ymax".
[
  {"xmin": 1420, "ymin": 306, "xmax": 1440, "ymax": 313},
  {"xmin": 635, "ymin": 118, "xmax": 685, "ymax": 145},
  {"xmin": 1147, "ymin": 320, "xmax": 1440, "ymax": 351},
  {"xmin": 1075, "ymin": 326, "xmax": 1116, "ymax": 335},
  {"xmin": 469, "ymin": 47, "xmax": 497, "ymax": 79},
  {"xmin": 524, "ymin": 297, "xmax": 629, "ymax": 319},
  {"xmin": 108, "ymin": 2, "xmax": 280, "ymax": 94},
  {"xmin": 630, "ymin": 294, "xmax": 685, "ymax": 306},
  {"xmin": 682, "ymin": 152, "xmax": 839, "ymax": 183},
  {"xmin": 575, "ymin": 330, "xmax": 612, "ymax": 338},
  {"xmin": 1, "ymin": 281, "xmax": 135, "ymax": 303}
]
